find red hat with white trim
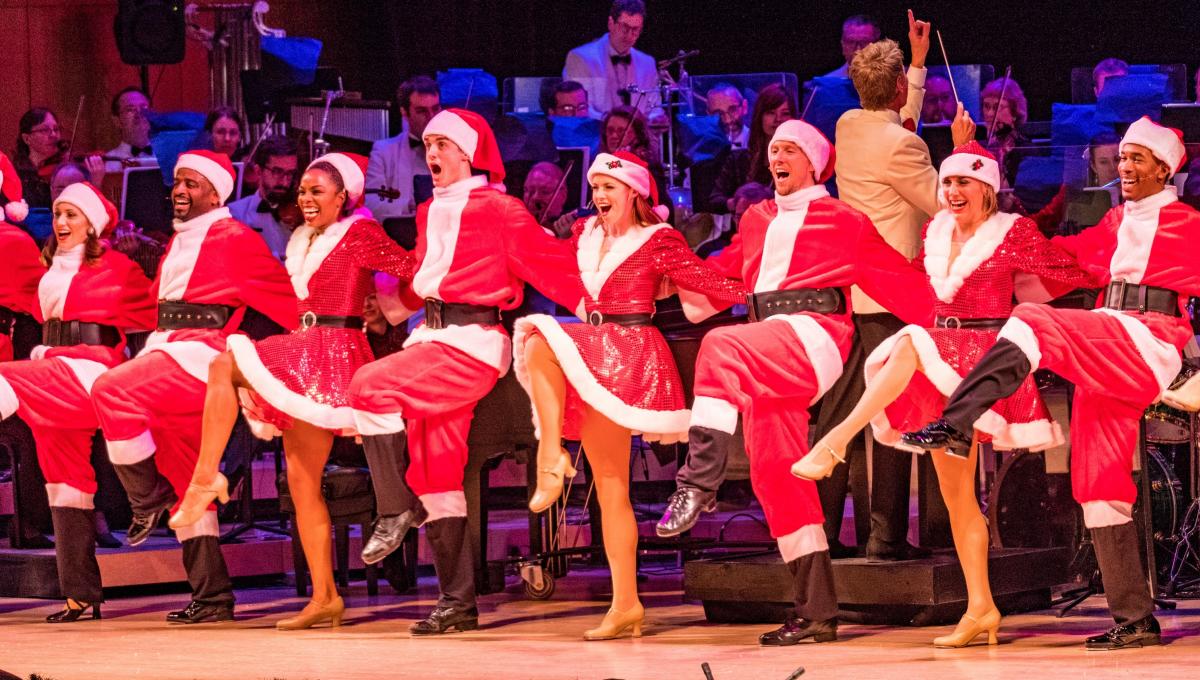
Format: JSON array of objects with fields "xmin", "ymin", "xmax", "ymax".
[
  {"xmin": 1121, "ymin": 115, "xmax": 1187, "ymax": 177},
  {"xmin": 768, "ymin": 119, "xmax": 836, "ymax": 183},
  {"xmin": 175, "ymin": 150, "xmax": 236, "ymax": 203},
  {"xmin": 54, "ymin": 182, "xmax": 120, "ymax": 237},
  {"xmin": 422, "ymin": 108, "xmax": 506, "ymax": 185},
  {"xmin": 309, "ymin": 152, "xmax": 369, "ymax": 208},
  {"xmin": 587, "ymin": 151, "xmax": 670, "ymax": 222},
  {"xmin": 0, "ymin": 151, "xmax": 29, "ymax": 223},
  {"xmin": 939, "ymin": 141, "xmax": 1001, "ymax": 192}
]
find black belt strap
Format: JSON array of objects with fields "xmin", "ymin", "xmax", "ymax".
[
  {"xmin": 42, "ymin": 319, "xmax": 121, "ymax": 347},
  {"xmin": 934, "ymin": 316, "xmax": 1009, "ymax": 329},
  {"xmin": 0, "ymin": 306, "xmax": 13, "ymax": 336},
  {"xmin": 747, "ymin": 287, "xmax": 846, "ymax": 322},
  {"xmin": 157, "ymin": 301, "xmax": 235, "ymax": 330},
  {"xmin": 299, "ymin": 312, "xmax": 364, "ymax": 329},
  {"xmin": 424, "ymin": 299, "xmax": 501, "ymax": 330},
  {"xmin": 585, "ymin": 311, "xmax": 654, "ymax": 327},
  {"xmin": 1102, "ymin": 280, "xmax": 1181, "ymax": 316}
]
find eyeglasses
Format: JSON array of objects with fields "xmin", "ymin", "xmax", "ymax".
[
  {"xmin": 613, "ymin": 19, "xmax": 642, "ymax": 35},
  {"xmin": 30, "ymin": 125, "xmax": 61, "ymax": 136},
  {"xmin": 554, "ymin": 104, "xmax": 587, "ymax": 115},
  {"xmin": 262, "ymin": 165, "xmax": 297, "ymax": 178},
  {"xmin": 119, "ymin": 105, "xmax": 149, "ymax": 117}
]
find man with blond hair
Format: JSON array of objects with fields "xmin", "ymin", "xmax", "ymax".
[{"xmin": 814, "ymin": 10, "xmax": 975, "ymax": 562}]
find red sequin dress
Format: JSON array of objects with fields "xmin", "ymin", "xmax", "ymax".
[
  {"xmin": 512, "ymin": 219, "xmax": 745, "ymax": 443},
  {"xmin": 228, "ymin": 216, "xmax": 414, "ymax": 437},
  {"xmin": 866, "ymin": 212, "xmax": 1098, "ymax": 451}
]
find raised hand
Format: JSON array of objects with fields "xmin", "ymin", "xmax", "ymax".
[
  {"xmin": 951, "ymin": 103, "xmax": 977, "ymax": 147},
  {"xmin": 908, "ymin": 9, "xmax": 930, "ymax": 69}
]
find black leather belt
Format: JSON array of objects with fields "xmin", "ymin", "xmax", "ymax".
[
  {"xmin": 299, "ymin": 311, "xmax": 364, "ymax": 329},
  {"xmin": 0, "ymin": 307, "xmax": 13, "ymax": 336},
  {"xmin": 42, "ymin": 319, "xmax": 121, "ymax": 347},
  {"xmin": 934, "ymin": 316, "xmax": 1009, "ymax": 329},
  {"xmin": 157, "ymin": 301, "xmax": 235, "ymax": 330},
  {"xmin": 747, "ymin": 287, "xmax": 846, "ymax": 322},
  {"xmin": 585, "ymin": 311, "xmax": 654, "ymax": 327},
  {"xmin": 1102, "ymin": 280, "xmax": 1181, "ymax": 316},
  {"xmin": 424, "ymin": 299, "xmax": 501, "ymax": 330}
]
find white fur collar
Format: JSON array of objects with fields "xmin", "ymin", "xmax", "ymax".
[
  {"xmin": 285, "ymin": 215, "xmax": 356, "ymax": 300},
  {"xmin": 774, "ymin": 184, "xmax": 829, "ymax": 212},
  {"xmin": 923, "ymin": 210, "xmax": 1018, "ymax": 302},
  {"xmin": 576, "ymin": 217, "xmax": 671, "ymax": 298},
  {"xmin": 174, "ymin": 206, "xmax": 231, "ymax": 234},
  {"xmin": 432, "ymin": 175, "xmax": 487, "ymax": 201},
  {"xmin": 1124, "ymin": 185, "xmax": 1178, "ymax": 220}
]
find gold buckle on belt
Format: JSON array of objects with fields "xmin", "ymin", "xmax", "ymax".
[
  {"xmin": 300, "ymin": 311, "xmax": 318, "ymax": 329},
  {"xmin": 942, "ymin": 316, "xmax": 962, "ymax": 330}
]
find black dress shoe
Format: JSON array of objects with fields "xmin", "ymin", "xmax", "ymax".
[
  {"xmin": 362, "ymin": 505, "xmax": 427, "ymax": 566},
  {"xmin": 46, "ymin": 601, "xmax": 101, "ymax": 623},
  {"xmin": 409, "ymin": 606, "xmax": 479, "ymax": 635},
  {"xmin": 901, "ymin": 419, "xmax": 972, "ymax": 457},
  {"xmin": 1085, "ymin": 616, "xmax": 1162, "ymax": 650},
  {"xmin": 828, "ymin": 541, "xmax": 859, "ymax": 560},
  {"xmin": 165, "ymin": 600, "xmax": 235, "ymax": 624},
  {"xmin": 656, "ymin": 486, "xmax": 717, "ymax": 537},
  {"xmin": 866, "ymin": 542, "xmax": 933, "ymax": 563},
  {"xmin": 758, "ymin": 617, "xmax": 838, "ymax": 646},
  {"xmin": 126, "ymin": 506, "xmax": 169, "ymax": 547},
  {"xmin": 95, "ymin": 531, "xmax": 122, "ymax": 550}
]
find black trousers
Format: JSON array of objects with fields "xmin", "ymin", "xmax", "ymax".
[{"xmin": 811, "ymin": 312, "xmax": 912, "ymax": 552}]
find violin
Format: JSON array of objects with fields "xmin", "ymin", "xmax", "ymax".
[
  {"xmin": 364, "ymin": 186, "xmax": 401, "ymax": 202},
  {"xmin": 34, "ymin": 141, "xmax": 143, "ymax": 179}
]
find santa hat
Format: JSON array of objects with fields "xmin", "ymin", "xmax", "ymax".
[
  {"xmin": 175, "ymin": 150, "xmax": 236, "ymax": 203},
  {"xmin": 309, "ymin": 152, "xmax": 369, "ymax": 208},
  {"xmin": 769, "ymin": 119, "xmax": 836, "ymax": 183},
  {"xmin": 422, "ymin": 108, "xmax": 506, "ymax": 184},
  {"xmin": 587, "ymin": 151, "xmax": 670, "ymax": 222},
  {"xmin": 938, "ymin": 141, "xmax": 1001, "ymax": 192},
  {"xmin": 1122, "ymin": 116, "xmax": 1187, "ymax": 177},
  {"xmin": 54, "ymin": 182, "xmax": 120, "ymax": 237},
  {"xmin": 0, "ymin": 151, "xmax": 29, "ymax": 223}
]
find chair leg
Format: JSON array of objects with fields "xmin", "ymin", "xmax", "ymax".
[
  {"xmin": 334, "ymin": 524, "xmax": 350, "ymax": 588},
  {"xmin": 363, "ymin": 522, "xmax": 379, "ymax": 596},
  {"xmin": 290, "ymin": 514, "xmax": 308, "ymax": 597}
]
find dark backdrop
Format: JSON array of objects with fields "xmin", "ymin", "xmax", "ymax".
[{"xmin": 312, "ymin": 1, "xmax": 1198, "ymax": 120}]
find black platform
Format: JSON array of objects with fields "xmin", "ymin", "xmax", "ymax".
[{"xmin": 684, "ymin": 547, "xmax": 1070, "ymax": 626}]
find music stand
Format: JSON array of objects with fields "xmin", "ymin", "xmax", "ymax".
[
  {"xmin": 554, "ymin": 147, "xmax": 592, "ymax": 211},
  {"xmin": 119, "ymin": 166, "xmax": 172, "ymax": 235},
  {"xmin": 1161, "ymin": 104, "xmax": 1200, "ymax": 143}
]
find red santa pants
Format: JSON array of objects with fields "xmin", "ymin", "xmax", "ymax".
[
  {"xmin": 348, "ymin": 341, "xmax": 499, "ymax": 521},
  {"xmin": 999, "ymin": 304, "xmax": 1165, "ymax": 527},
  {"xmin": 91, "ymin": 350, "xmax": 218, "ymax": 537},
  {"xmin": 689, "ymin": 321, "xmax": 830, "ymax": 554},
  {"xmin": 0, "ymin": 359, "xmax": 99, "ymax": 507}
]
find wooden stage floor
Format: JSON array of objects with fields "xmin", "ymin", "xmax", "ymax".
[{"xmin": 1, "ymin": 568, "xmax": 1197, "ymax": 680}]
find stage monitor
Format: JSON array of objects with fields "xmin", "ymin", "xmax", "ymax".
[
  {"xmin": 555, "ymin": 147, "xmax": 591, "ymax": 212},
  {"xmin": 1162, "ymin": 103, "xmax": 1200, "ymax": 143}
]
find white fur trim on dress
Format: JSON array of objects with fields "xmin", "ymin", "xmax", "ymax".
[
  {"xmin": 46, "ymin": 483, "xmax": 94, "ymax": 510},
  {"xmin": 767, "ymin": 314, "xmax": 843, "ymax": 404},
  {"xmin": 420, "ymin": 490, "xmax": 467, "ymax": 522},
  {"xmin": 1093, "ymin": 308, "xmax": 1183, "ymax": 395},
  {"xmin": 106, "ymin": 430, "xmax": 157, "ymax": 465},
  {"xmin": 403, "ymin": 323, "xmax": 511, "ymax": 376},
  {"xmin": 375, "ymin": 272, "xmax": 421, "ymax": 325},
  {"xmin": 997, "ymin": 317, "xmax": 1042, "ymax": 371},
  {"xmin": 0, "ymin": 374, "xmax": 17, "ymax": 420},
  {"xmin": 237, "ymin": 388, "xmax": 282, "ymax": 440},
  {"xmin": 864, "ymin": 325, "xmax": 1065, "ymax": 452},
  {"xmin": 226, "ymin": 334, "xmax": 356, "ymax": 436},
  {"xmin": 139, "ymin": 336, "xmax": 221, "ymax": 383},
  {"xmin": 174, "ymin": 510, "xmax": 220, "ymax": 541},
  {"xmin": 576, "ymin": 219, "xmax": 671, "ymax": 299},
  {"xmin": 689, "ymin": 396, "xmax": 739, "ymax": 435},
  {"xmin": 777, "ymin": 523, "xmax": 829, "ymax": 562},
  {"xmin": 157, "ymin": 207, "xmax": 230, "ymax": 300},
  {"xmin": 511, "ymin": 315, "xmax": 690, "ymax": 443},
  {"xmin": 1081, "ymin": 500, "xmax": 1134, "ymax": 528},
  {"xmin": 923, "ymin": 210, "xmax": 1018, "ymax": 303},
  {"xmin": 284, "ymin": 216, "xmax": 355, "ymax": 300},
  {"xmin": 352, "ymin": 408, "xmax": 407, "ymax": 436}
]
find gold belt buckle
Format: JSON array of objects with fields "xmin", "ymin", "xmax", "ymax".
[{"xmin": 301, "ymin": 311, "xmax": 318, "ymax": 329}]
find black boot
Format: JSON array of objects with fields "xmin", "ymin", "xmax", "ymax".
[
  {"xmin": 656, "ymin": 425, "xmax": 730, "ymax": 537},
  {"xmin": 49, "ymin": 506, "xmax": 104, "ymax": 607},
  {"xmin": 1086, "ymin": 522, "xmax": 1159, "ymax": 648},
  {"xmin": 167, "ymin": 536, "xmax": 235, "ymax": 623},
  {"xmin": 904, "ymin": 338, "xmax": 1031, "ymax": 457},
  {"xmin": 759, "ymin": 551, "xmax": 839, "ymax": 646},
  {"xmin": 412, "ymin": 516, "xmax": 478, "ymax": 635},
  {"xmin": 361, "ymin": 433, "xmax": 425, "ymax": 565},
  {"xmin": 111, "ymin": 457, "xmax": 175, "ymax": 546}
]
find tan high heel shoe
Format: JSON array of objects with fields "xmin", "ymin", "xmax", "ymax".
[
  {"xmin": 528, "ymin": 450, "xmax": 577, "ymax": 513},
  {"xmin": 583, "ymin": 603, "xmax": 645, "ymax": 640},
  {"xmin": 791, "ymin": 442, "xmax": 846, "ymax": 480},
  {"xmin": 276, "ymin": 596, "xmax": 345, "ymax": 630},
  {"xmin": 1162, "ymin": 371, "xmax": 1200, "ymax": 413},
  {"xmin": 168, "ymin": 472, "xmax": 230, "ymax": 529},
  {"xmin": 932, "ymin": 607, "xmax": 1000, "ymax": 648}
]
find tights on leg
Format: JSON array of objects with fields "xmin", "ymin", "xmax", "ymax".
[
  {"xmin": 931, "ymin": 442, "xmax": 995, "ymax": 621},
  {"xmin": 193, "ymin": 351, "xmax": 249, "ymax": 484},
  {"xmin": 282, "ymin": 420, "xmax": 337, "ymax": 606},
  {"xmin": 524, "ymin": 334, "xmax": 569, "ymax": 472},
  {"xmin": 579, "ymin": 407, "xmax": 639, "ymax": 613}
]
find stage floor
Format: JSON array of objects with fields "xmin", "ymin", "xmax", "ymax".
[{"xmin": 1, "ymin": 569, "xmax": 1197, "ymax": 680}]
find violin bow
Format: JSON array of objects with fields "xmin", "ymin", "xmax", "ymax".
[
  {"xmin": 985, "ymin": 66, "xmax": 1013, "ymax": 147},
  {"xmin": 538, "ymin": 159, "xmax": 576, "ymax": 224},
  {"xmin": 65, "ymin": 95, "xmax": 85, "ymax": 160}
]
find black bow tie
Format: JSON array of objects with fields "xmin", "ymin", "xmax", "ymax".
[
  {"xmin": 130, "ymin": 145, "xmax": 153, "ymax": 156},
  {"xmin": 408, "ymin": 135, "xmax": 422, "ymax": 149},
  {"xmin": 610, "ymin": 54, "xmax": 632, "ymax": 66},
  {"xmin": 255, "ymin": 199, "xmax": 275, "ymax": 214}
]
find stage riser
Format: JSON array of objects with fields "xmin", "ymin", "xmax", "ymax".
[{"xmin": 684, "ymin": 548, "xmax": 1069, "ymax": 626}]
